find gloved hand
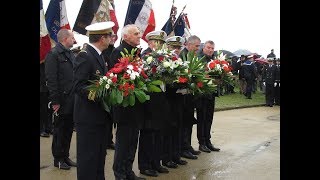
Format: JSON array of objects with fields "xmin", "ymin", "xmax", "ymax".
[
  {"xmin": 263, "ymin": 82, "xmax": 265, "ymax": 86},
  {"xmin": 176, "ymin": 88, "xmax": 189, "ymax": 95},
  {"xmin": 274, "ymin": 82, "xmax": 277, "ymax": 87},
  {"xmin": 278, "ymin": 83, "xmax": 280, "ymax": 87}
]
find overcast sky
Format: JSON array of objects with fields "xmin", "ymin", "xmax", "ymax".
[{"xmin": 42, "ymin": 0, "xmax": 280, "ymax": 58}]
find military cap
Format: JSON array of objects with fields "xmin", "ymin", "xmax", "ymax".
[
  {"xmin": 247, "ymin": 54, "xmax": 254, "ymax": 58},
  {"xmin": 165, "ymin": 36, "xmax": 185, "ymax": 47},
  {"xmin": 85, "ymin": 21, "xmax": 115, "ymax": 35},
  {"xmin": 145, "ymin": 30, "xmax": 167, "ymax": 42}
]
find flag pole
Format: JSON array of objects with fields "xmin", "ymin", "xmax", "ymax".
[{"xmin": 172, "ymin": 4, "xmax": 187, "ymax": 31}]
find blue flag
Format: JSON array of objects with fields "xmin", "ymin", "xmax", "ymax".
[
  {"xmin": 45, "ymin": 0, "xmax": 70, "ymax": 43},
  {"xmin": 161, "ymin": 5, "xmax": 176, "ymax": 36},
  {"xmin": 173, "ymin": 14, "xmax": 185, "ymax": 36}
]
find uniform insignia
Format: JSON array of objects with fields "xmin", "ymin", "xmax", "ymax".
[
  {"xmin": 79, "ymin": 50, "xmax": 87, "ymax": 53},
  {"xmin": 96, "ymin": 70, "xmax": 100, "ymax": 75},
  {"xmin": 160, "ymin": 32, "xmax": 165, "ymax": 39}
]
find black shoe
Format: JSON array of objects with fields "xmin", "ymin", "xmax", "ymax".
[
  {"xmin": 54, "ymin": 160, "xmax": 71, "ymax": 170},
  {"xmin": 173, "ymin": 159, "xmax": 188, "ymax": 165},
  {"xmin": 189, "ymin": 148, "xmax": 201, "ymax": 155},
  {"xmin": 64, "ymin": 157, "xmax": 77, "ymax": 167},
  {"xmin": 163, "ymin": 161, "xmax": 178, "ymax": 168},
  {"xmin": 181, "ymin": 151, "xmax": 198, "ymax": 159},
  {"xmin": 199, "ymin": 145, "xmax": 211, "ymax": 153},
  {"xmin": 155, "ymin": 166, "xmax": 169, "ymax": 173},
  {"xmin": 128, "ymin": 173, "xmax": 146, "ymax": 180},
  {"xmin": 140, "ymin": 169, "xmax": 158, "ymax": 177},
  {"xmin": 40, "ymin": 132, "xmax": 50, "ymax": 137},
  {"xmin": 206, "ymin": 143, "xmax": 220, "ymax": 152},
  {"xmin": 107, "ymin": 143, "xmax": 115, "ymax": 150}
]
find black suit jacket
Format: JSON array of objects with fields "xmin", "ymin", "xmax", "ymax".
[
  {"xmin": 44, "ymin": 43, "xmax": 75, "ymax": 114},
  {"xmin": 109, "ymin": 41, "xmax": 145, "ymax": 128},
  {"xmin": 73, "ymin": 44, "xmax": 111, "ymax": 125}
]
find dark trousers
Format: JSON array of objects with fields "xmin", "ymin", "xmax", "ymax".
[
  {"xmin": 196, "ymin": 97, "xmax": 215, "ymax": 145},
  {"xmin": 182, "ymin": 127, "xmax": 193, "ymax": 152},
  {"xmin": 76, "ymin": 123, "xmax": 108, "ymax": 180},
  {"xmin": 40, "ymin": 92, "xmax": 51, "ymax": 133},
  {"xmin": 138, "ymin": 129, "xmax": 162, "ymax": 170},
  {"xmin": 52, "ymin": 113, "xmax": 73, "ymax": 160},
  {"xmin": 162, "ymin": 127, "xmax": 181, "ymax": 163},
  {"xmin": 107, "ymin": 122, "xmax": 114, "ymax": 146},
  {"xmin": 265, "ymin": 83, "xmax": 275, "ymax": 106},
  {"xmin": 245, "ymin": 79, "xmax": 254, "ymax": 98},
  {"xmin": 274, "ymin": 85, "xmax": 280, "ymax": 105},
  {"xmin": 113, "ymin": 125, "xmax": 139, "ymax": 179}
]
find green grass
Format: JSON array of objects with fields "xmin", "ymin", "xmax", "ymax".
[{"xmin": 215, "ymin": 87, "xmax": 265, "ymax": 111}]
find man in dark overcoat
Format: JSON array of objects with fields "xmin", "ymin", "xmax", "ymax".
[
  {"xmin": 196, "ymin": 40, "xmax": 221, "ymax": 153},
  {"xmin": 45, "ymin": 28, "xmax": 77, "ymax": 170},
  {"xmin": 73, "ymin": 22, "xmax": 114, "ymax": 180},
  {"xmin": 262, "ymin": 58, "xmax": 277, "ymax": 107},
  {"xmin": 179, "ymin": 35, "xmax": 201, "ymax": 160},
  {"xmin": 109, "ymin": 24, "xmax": 146, "ymax": 180}
]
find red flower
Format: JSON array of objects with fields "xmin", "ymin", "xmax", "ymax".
[
  {"xmin": 208, "ymin": 62, "xmax": 216, "ymax": 69},
  {"xmin": 151, "ymin": 66, "xmax": 157, "ymax": 74},
  {"xmin": 140, "ymin": 70, "xmax": 148, "ymax": 79},
  {"xmin": 223, "ymin": 66, "xmax": 230, "ymax": 72},
  {"xmin": 197, "ymin": 82, "xmax": 203, "ymax": 88},
  {"xmin": 178, "ymin": 76, "xmax": 188, "ymax": 83},
  {"xmin": 123, "ymin": 73, "xmax": 130, "ymax": 79},
  {"xmin": 172, "ymin": 56, "xmax": 178, "ymax": 61},
  {"xmin": 158, "ymin": 56, "xmax": 164, "ymax": 62},
  {"xmin": 111, "ymin": 76, "xmax": 117, "ymax": 83}
]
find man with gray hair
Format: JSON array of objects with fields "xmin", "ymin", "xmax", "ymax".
[
  {"xmin": 179, "ymin": 35, "xmax": 202, "ymax": 160},
  {"xmin": 109, "ymin": 24, "xmax": 146, "ymax": 180},
  {"xmin": 45, "ymin": 28, "xmax": 77, "ymax": 170}
]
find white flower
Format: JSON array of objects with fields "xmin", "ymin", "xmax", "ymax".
[
  {"xmin": 130, "ymin": 72, "xmax": 140, "ymax": 80},
  {"xmin": 107, "ymin": 79, "xmax": 113, "ymax": 84},
  {"xmin": 163, "ymin": 61, "xmax": 170, "ymax": 68},
  {"xmin": 105, "ymin": 84, "xmax": 110, "ymax": 89},
  {"xmin": 109, "ymin": 73, "xmax": 114, "ymax": 77},
  {"xmin": 102, "ymin": 76, "xmax": 108, "ymax": 81},
  {"xmin": 146, "ymin": 56, "xmax": 153, "ymax": 64},
  {"xmin": 127, "ymin": 64, "xmax": 133, "ymax": 70}
]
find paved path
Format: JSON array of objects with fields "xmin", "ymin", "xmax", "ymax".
[{"xmin": 40, "ymin": 106, "xmax": 280, "ymax": 180}]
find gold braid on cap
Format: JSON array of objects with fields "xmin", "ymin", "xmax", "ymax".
[
  {"xmin": 167, "ymin": 41, "xmax": 182, "ymax": 46},
  {"xmin": 88, "ymin": 29, "xmax": 113, "ymax": 35},
  {"xmin": 148, "ymin": 35, "xmax": 165, "ymax": 42}
]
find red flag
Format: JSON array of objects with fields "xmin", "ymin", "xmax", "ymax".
[
  {"xmin": 124, "ymin": 0, "xmax": 155, "ymax": 42},
  {"xmin": 40, "ymin": 0, "xmax": 51, "ymax": 63},
  {"xmin": 183, "ymin": 14, "xmax": 190, "ymax": 29},
  {"xmin": 108, "ymin": 0, "xmax": 119, "ymax": 41}
]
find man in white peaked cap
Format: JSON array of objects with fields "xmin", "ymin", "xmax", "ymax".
[
  {"xmin": 141, "ymin": 30, "xmax": 167, "ymax": 57},
  {"xmin": 73, "ymin": 21, "xmax": 115, "ymax": 180}
]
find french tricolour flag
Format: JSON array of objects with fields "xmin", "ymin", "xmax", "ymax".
[
  {"xmin": 40, "ymin": 0, "xmax": 51, "ymax": 63},
  {"xmin": 124, "ymin": 0, "xmax": 155, "ymax": 42},
  {"xmin": 45, "ymin": 0, "xmax": 70, "ymax": 43}
]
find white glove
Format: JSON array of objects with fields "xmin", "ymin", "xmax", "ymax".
[
  {"xmin": 176, "ymin": 88, "xmax": 189, "ymax": 94},
  {"xmin": 263, "ymin": 82, "xmax": 265, "ymax": 86},
  {"xmin": 274, "ymin": 82, "xmax": 277, "ymax": 87},
  {"xmin": 278, "ymin": 83, "xmax": 280, "ymax": 87}
]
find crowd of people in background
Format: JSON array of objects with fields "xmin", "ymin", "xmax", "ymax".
[{"xmin": 40, "ymin": 22, "xmax": 280, "ymax": 180}]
